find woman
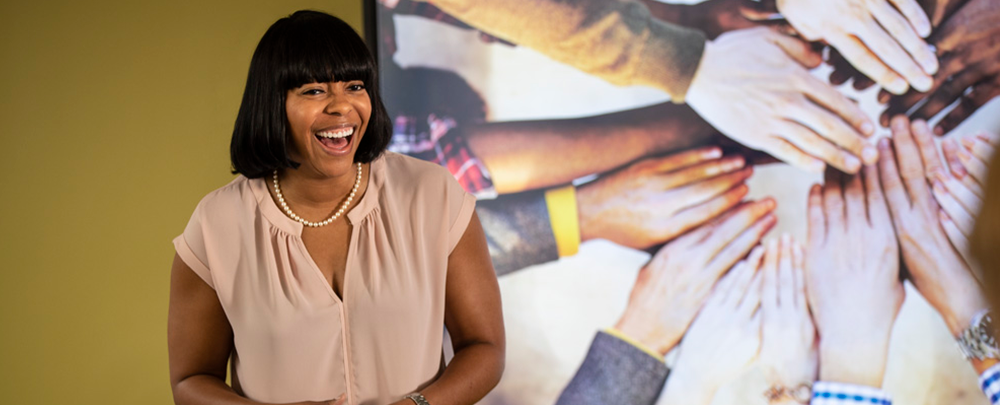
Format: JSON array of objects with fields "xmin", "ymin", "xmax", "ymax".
[{"xmin": 167, "ymin": 10, "xmax": 504, "ymax": 405}]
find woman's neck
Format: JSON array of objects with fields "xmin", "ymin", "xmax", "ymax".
[{"xmin": 275, "ymin": 163, "xmax": 368, "ymax": 211}]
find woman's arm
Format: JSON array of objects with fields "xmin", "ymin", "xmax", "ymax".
[
  {"xmin": 465, "ymin": 103, "xmax": 715, "ymax": 194},
  {"xmin": 168, "ymin": 255, "xmax": 334, "ymax": 405},
  {"xmin": 415, "ymin": 213, "xmax": 505, "ymax": 405}
]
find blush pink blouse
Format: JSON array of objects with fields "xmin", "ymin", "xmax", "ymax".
[{"xmin": 173, "ymin": 152, "xmax": 476, "ymax": 405}]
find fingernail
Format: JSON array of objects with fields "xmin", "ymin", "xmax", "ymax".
[
  {"xmin": 861, "ymin": 121, "xmax": 875, "ymax": 136},
  {"xmin": 706, "ymin": 147, "xmax": 723, "ymax": 159},
  {"xmin": 934, "ymin": 126, "xmax": 945, "ymax": 136},
  {"xmin": 958, "ymin": 148, "xmax": 973, "ymax": 161},
  {"xmin": 781, "ymin": 232, "xmax": 791, "ymax": 246},
  {"xmin": 878, "ymin": 137, "xmax": 891, "ymax": 151},
  {"xmin": 844, "ymin": 154, "xmax": 862, "ymax": 172},
  {"xmin": 729, "ymin": 156, "xmax": 746, "ymax": 169},
  {"xmin": 889, "ymin": 77, "xmax": 909, "ymax": 94},
  {"xmin": 962, "ymin": 137, "xmax": 976, "ymax": 150},
  {"xmin": 763, "ymin": 198, "xmax": 777, "ymax": 210},
  {"xmin": 892, "ymin": 117, "xmax": 909, "ymax": 132},
  {"xmin": 809, "ymin": 160, "xmax": 826, "ymax": 173},
  {"xmin": 862, "ymin": 146, "xmax": 879, "ymax": 165},
  {"xmin": 922, "ymin": 55, "xmax": 939, "ymax": 75},
  {"xmin": 919, "ymin": 23, "xmax": 932, "ymax": 39},
  {"xmin": 932, "ymin": 179, "xmax": 944, "ymax": 194},
  {"xmin": 913, "ymin": 75, "xmax": 933, "ymax": 92},
  {"xmin": 951, "ymin": 162, "xmax": 967, "ymax": 178}
]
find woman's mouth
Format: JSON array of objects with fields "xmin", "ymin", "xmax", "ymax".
[{"xmin": 315, "ymin": 127, "xmax": 354, "ymax": 154}]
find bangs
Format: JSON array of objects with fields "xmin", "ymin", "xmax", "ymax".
[{"xmin": 274, "ymin": 13, "xmax": 374, "ymax": 90}]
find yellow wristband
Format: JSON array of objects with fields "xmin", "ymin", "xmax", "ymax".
[
  {"xmin": 544, "ymin": 185, "xmax": 581, "ymax": 257},
  {"xmin": 603, "ymin": 327, "xmax": 664, "ymax": 363}
]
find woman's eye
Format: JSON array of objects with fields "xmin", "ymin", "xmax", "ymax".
[
  {"xmin": 348, "ymin": 84, "xmax": 366, "ymax": 91},
  {"xmin": 302, "ymin": 89, "xmax": 324, "ymax": 95}
]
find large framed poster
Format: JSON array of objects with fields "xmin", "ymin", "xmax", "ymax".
[{"xmin": 366, "ymin": 1, "xmax": 1000, "ymax": 404}]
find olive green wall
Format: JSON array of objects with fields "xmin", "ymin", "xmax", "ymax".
[{"xmin": 0, "ymin": 1, "xmax": 364, "ymax": 403}]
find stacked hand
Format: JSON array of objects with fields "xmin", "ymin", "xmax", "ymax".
[
  {"xmin": 879, "ymin": 0, "xmax": 1000, "ymax": 134},
  {"xmin": 806, "ymin": 164, "xmax": 902, "ymax": 387},
  {"xmin": 777, "ymin": 0, "xmax": 937, "ymax": 95},
  {"xmin": 686, "ymin": 27, "xmax": 877, "ymax": 174},
  {"xmin": 615, "ymin": 199, "xmax": 777, "ymax": 355},
  {"xmin": 759, "ymin": 235, "xmax": 817, "ymax": 403},
  {"xmin": 578, "ymin": 147, "xmax": 752, "ymax": 250},
  {"xmin": 656, "ymin": 247, "xmax": 765, "ymax": 405},
  {"xmin": 877, "ymin": 117, "xmax": 989, "ymax": 337}
]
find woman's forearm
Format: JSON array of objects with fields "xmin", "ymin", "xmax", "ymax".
[
  {"xmin": 418, "ymin": 342, "xmax": 505, "ymax": 405},
  {"xmin": 465, "ymin": 103, "xmax": 715, "ymax": 194},
  {"xmin": 173, "ymin": 375, "xmax": 258, "ymax": 405}
]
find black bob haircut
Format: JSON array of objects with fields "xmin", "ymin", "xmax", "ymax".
[{"xmin": 230, "ymin": 10, "xmax": 392, "ymax": 178}]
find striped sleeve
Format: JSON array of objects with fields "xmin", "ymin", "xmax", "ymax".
[
  {"xmin": 981, "ymin": 363, "xmax": 1000, "ymax": 404},
  {"xmin": 810, "ymin": 381, "xmax": 892, "ymax": 405}
]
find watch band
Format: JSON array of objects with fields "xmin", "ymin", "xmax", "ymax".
[
  {"xmin": 957, "ymin": 309, "xmax": 1000, "ymax": 360},
  {"xmin": 405, "ymin": 393, "xmax": 431, "ymax": 405}
]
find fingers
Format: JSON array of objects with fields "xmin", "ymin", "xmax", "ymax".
[
  {"xmin": 888, "ymin": 0, "xmax": 932, "ymax": 38},
  {"xmin": 869, "ymin": 0, "xmax": 937, "ymax": 74},
  {"xmin": 911, "ymin": 69, "xmax": 982, "ymax": 124},
  {"xmin": 738, "ymin": 271, "xmax": 764, "ymax": 319},
  {"xmin": 863, "ymin": 161, "xmax": 893, "ymax": 226},
  {"xmin": 844, "ymin": 168, "xmax": 868, "ymax": 225},
  {"xmin": 639, "ymin": 146, "xmax": 723, "ymax": 174},
  {"xmin": 959, "ymin": 145, "xmax": 990, "ymax": 187},
  {"xmin": 762, "ymin": 238, "xmax": 780, "ymax": 311},
  {"xmin": 964, "ymin": 135, "xmax": 997, "ymax": 163},
  {"xmin": 939, "ymin": 209, "xmax": 971, "ymax": 263},
  {"xmin": 935, "ymin": 169, "xmax": 982, "ymax": 214},
  {"xmin": 662, "ymin": 155, "xmax": 748, "ymax": 189},
  {"xmin": 891, "ymin": 117, "xmax": 933, "ymax": 203},
  {"xmin": 705, "ymin": 200, "xmax": 779, "ymax": 275},
  {"xmin": 669, "ymin": 167, "xmax": 754, "ymax": 205},
  {"xmin": 792, "ymin": 240, "xmax": 807, "ymax": 309},
  {"xmin": 671, "ymin": 184, "xmax": 750, "ymax": 237},
  {"xmin": 770, "ymin": 30, "xmax": 824, "ymax": 69},
  {"xmin": 877, "ymin": 137, "xmax": 913, "ymax": 217},
  {"xmin": 807, "ymin": 184, "xmax": 826, "ymax": 245},
  {"xmin": 855, "ymin": 21, "xmax": 933, "ymax": 92},
  {"xmin": 931, "ymin": 178, "xmax": 975, "ymax": 236},
  {"xmin": 829, "ymin": 35, "xmax": 908, "ymax": 95},
  {"xmin": 724, "ymin": 246, "xmax": 765, "ymax": 308},
  {"xmin": 942, "ymin": 138, "xmax": 969, "ymax": 179},
  {"xmin": 778, "ymin": 234, "xmax": 795, "ymax": 308},
  {"xmin": 801, "ymin": 73, "xmax": 877, "ymax": 140},
  {"xmin": 777, "ymin": 120, "xmax": 862, "ymax": 173},
  {"xmin": 823, "ymin": 168, "xmax": 847, "ymax": 232},
  {"xmin": 766, "ymin": 136, "xmax": 827, "ymax": 173},
  {"xmin": 936, "ymin": 83, "xmax": 1000, "ymax": 135},
  {"xmin": 910, "ymin": 119, "xmax": 947, "ymax": 181}
]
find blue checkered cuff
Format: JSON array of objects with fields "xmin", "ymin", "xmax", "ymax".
[
  {"xmin": 980, "ymin": 363, "xmax": 1000, "ymax": 404},
  {"xmin": 811, "ymin": 381, "xmax": 892, "ymax": 405}
]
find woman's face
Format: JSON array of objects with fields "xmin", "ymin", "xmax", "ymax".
[{"xmin": 285, "ymin": 79, "xmax": 371, "ymax": 178}]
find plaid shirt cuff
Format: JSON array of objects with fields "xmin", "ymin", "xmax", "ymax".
[
  {"xmin": 811, "ymin": 381, "xmax": 892, "ymax": 405},
  {"xmin": 981, "ymin": 363, "xmax": 1000, "ymax": 404}
]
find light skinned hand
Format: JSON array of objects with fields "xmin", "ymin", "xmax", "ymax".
[
  {"xmin": 877, "ymin": 117, "xmax": 988, "ymax": 337},
  {"xmin": 656, "ymin": 247, "xmax": 765, "ymax": 405},
  {"xmin": 806, "ymin": 165, "xmax": 903, "ymax": 388},
  {"xmin": 759, "ymin": 235, "xmax": 817, "ymax": 399},
  {"xmin": 916, "ymin": 130, "xmax": 997, "ymax": 275},
  {"xmin": 878, "ymin": 0, "xmax": 1000, "ymax": 134},
  {"xmin": 776, "ymin": 0, "xmax": 936, "ymax": 95},
  {"xmin": 615, "ymin": 199, "xmax": 777, "ymax": 355},
  {"xmin": 578, "ymin": 147, "xmax": 752, "ymax": 250},
  {"xmin": 685, "ymin": 27, "xmax": 877, "ymax": 174}
]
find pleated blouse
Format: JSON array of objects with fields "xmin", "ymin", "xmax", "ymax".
[{"xmin": 173, "ymin": 152, "xmax": 476, "ymax": 405}]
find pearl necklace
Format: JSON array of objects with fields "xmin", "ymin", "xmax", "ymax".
[{"xmin": 272, "ymin": 163, "xmax": 362, "ymax": 227}]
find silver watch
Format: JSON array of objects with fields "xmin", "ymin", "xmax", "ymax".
[
  {"xmin": 957, "ymin": 310, "xmax": 1000, "ymax": 360},
  {"xmin": 405, "ymin": 393, "xmax": 430, "ymax": 405}
]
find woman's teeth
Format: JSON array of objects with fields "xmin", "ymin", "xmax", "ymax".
[{"xmin": 317, "ymin": 128, "xmax": 354, "ymax": 138}]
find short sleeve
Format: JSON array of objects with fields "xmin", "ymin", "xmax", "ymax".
[
  {"xmin": 172, "ymin": 202, "xmax": 215, "ymax": 289},
  {"xmin": 446, "ymin": 183, "xmax": 477, "ymax": 254}
]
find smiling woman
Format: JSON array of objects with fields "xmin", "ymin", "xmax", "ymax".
[{"xmin": 167, "ymin": 10, "xmax": 505, "ymax": 405}]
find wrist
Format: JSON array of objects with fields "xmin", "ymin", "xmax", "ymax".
[
  {"xmin": 940, "ymin": 290, "xmax": 989, "ymax": 337},
  {"xmin": 818, "ymin": 341, "xmax": 889, "ymax": 387},
  {"xmin": 613, "ymin": 314, "xmax": 679, "ymax": 356},
  {"xmin": 659, "ymin": 369, "xmax": 716, "ymax": 405}
]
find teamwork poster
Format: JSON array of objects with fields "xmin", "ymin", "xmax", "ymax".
[{"xmin": 368, "ymin": 1, "xmax": 1000, "ymax": 404}]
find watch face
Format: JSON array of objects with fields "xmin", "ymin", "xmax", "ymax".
[{"xmin": 980, "ymin": 314, "xmax": 997, "ymax": 347}]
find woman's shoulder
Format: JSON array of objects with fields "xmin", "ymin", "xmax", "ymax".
[{"xmin": 187, "ymin": 176, "xmax": 260, "ymax": 221}]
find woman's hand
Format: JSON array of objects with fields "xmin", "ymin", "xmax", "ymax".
[
  {"xmin": 685, "ymin": 28, "xmax": 877, "ymax": 174},
  {"xmin": 806, "ymin": 163, "xmax": 902, "ymax": 388},
  {"xmin": 578, "ymin": 147, "xmax": 751, "ymax": 250},
  {"xmin": 614, "ymin": 199, "xmax": 777, "ymax": 355},
  {"xmin": 656, "ymin": 247, "xmax": 765, "ymax": 405},
  {"xmin": 777, "ymin": 0, "xmax": 936, "ymax": 94},
  {"xmin": 758, "ymin": 235, "xmax": 817, "ymax": 401},
  {"xmin": 919, "ymin": 131, "xmax": 997, "ymax": 270},
  {"xmin": 877, "ymin": 117, "xmax": 988, "ymax": 337}
]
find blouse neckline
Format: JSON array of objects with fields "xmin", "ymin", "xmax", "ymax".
[{"xmin": 248, "ymin": 154, "xmax": 386, "ymax": 236}]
